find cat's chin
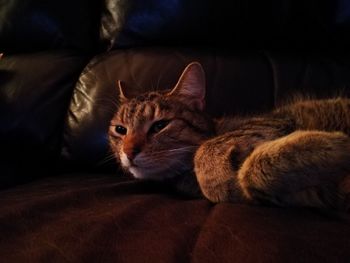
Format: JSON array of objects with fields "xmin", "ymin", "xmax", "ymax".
[
  {"xmin": 120, "ymin": 152, "xmax": 193, "ymax": 181},
  {"xmin": 128, "ymin": 166, "xmax": 147, "ymax": 180},
  {"xmin": 128, "ymin": 166, "xmax": 177, "ymax": 181}
]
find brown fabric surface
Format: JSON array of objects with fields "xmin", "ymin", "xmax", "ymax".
[{"xmin": 0, "ymin": 174, "xmax": 349, "ymax": 263}]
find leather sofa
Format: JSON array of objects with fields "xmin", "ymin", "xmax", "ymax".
[{"xmin": 1, "ymin": 1, "xmax": 350, "ymax": 262}]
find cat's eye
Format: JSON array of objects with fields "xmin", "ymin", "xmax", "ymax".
[
  {"xmin": 149, "ymin": 120, "xmax": 170, "ymax": 134},
  {"xmin": 114, "ymin": 125, "xmax": 127, "ymax": 135}
]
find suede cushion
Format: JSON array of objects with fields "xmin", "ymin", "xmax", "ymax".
[{"xmin": 0, "ymin": 174, "xmax": 349, "ymax": 262}]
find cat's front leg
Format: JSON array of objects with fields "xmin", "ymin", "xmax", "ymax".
[
  {"xmin": 238, "ymin": 130, "xmax": 350, "ymax": 209},
  {"xmin": 194, "ymin": 132, "xmax": 264, "ymax": 203}
]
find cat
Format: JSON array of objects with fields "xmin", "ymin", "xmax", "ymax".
[{"xmin": 109, "ymin": 62, "xmax": 350, "ymax": 211}]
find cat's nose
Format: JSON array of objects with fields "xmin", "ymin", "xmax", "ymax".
[
  {"xmin": 124, "ymin": 146, "xmax": 141, "ymax": 161},
  {"xmin": 123, "ymin": 134, "xmax": 144, "ymax": 161}
]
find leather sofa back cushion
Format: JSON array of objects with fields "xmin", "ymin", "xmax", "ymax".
[
  {"xmin": 62, "ymin": 48, "xmax": 350, "ymax": 168},
  {"xmin": 101, "ymin": 0, "xmax": 350, "ymax": 50},
  {"xmin": 0, "ymin": 0, "xmax": 101, "ymax": 53},
  {"xmin": 0, "ymin": 51, "xmax": 88, "ymax": 187}
]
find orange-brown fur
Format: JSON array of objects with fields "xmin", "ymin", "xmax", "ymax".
[{"xmin": 109, "ymin": 62, "xmax": 350, "ymax": 211}]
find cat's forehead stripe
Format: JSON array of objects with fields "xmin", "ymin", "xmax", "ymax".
[
  {"xmin": 118, "ymin": 94, "xmax": 180, "ymax": 126},
  {"xmin": 134, "ymin": 103, "xmax": 145, "ymax": 118},
  {"xmin": 144, "ymin": 103, "xmax": 156, "ymax": 119},
  {"xmin": 133, "ymin": 103, "xmax": 148, "ymax": 127},
  {"xmin": 120, "ymin": 102, "xmax": 135, "ymax": 123},
  {"xmin": 134, "ymin": 98, "xmax": 164, "ymax": 115},
  {"xmin": 119, "ymin": 106, "xmax": 126, "ymax": 123}
]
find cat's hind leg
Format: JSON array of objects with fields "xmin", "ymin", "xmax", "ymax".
[{"xmin": 238, "ymin": 130, "xmax": 350, "ymax": 210}]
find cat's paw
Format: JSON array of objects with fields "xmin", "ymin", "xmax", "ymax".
[
  {"xmin": 194, "ymin": 135, "xmax": 244, "ymax": 203},
  {"xmin": 238, "ymin": 130, "xmax": 350, "ymax": 208}
]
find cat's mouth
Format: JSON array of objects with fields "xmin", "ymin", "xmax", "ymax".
[
  {"xmin": 125, "ymin": 157, "xmax": 187, "ymax": 181},
  {"xmin": 128, "ymin": 165, "xmax": 178, "ymax": 181},
  {"xmin": 119, "ymin": 152, "xmax": 151, "ymax": 179},
  {"xmin": 119, "ymin": 149, "xmax": 195, "ymax": 181}
]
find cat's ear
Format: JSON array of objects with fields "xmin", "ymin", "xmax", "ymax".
[
  {"xmin": 117, "ymin": 80, "xmax": 128, "ymax": 102},
  {"xmin": 168, "ymin": 62, "xmax": 206, "ymax": 111}
]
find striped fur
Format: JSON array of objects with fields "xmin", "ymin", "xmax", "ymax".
[
  {"xmin": 109, "ymin": 63, "xmax": 214, "ymax": 183},
  {"xmin": 109, "ymin": 62, "xmax": 350, "ymax": 211}
]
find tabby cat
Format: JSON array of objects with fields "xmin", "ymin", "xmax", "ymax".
[{"xmin": 109, "ymin": 62, "xmax": 350, "ymax": 211}]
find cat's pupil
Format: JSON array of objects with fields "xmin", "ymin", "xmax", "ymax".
[
  {"xmin": 115, "ymin": 125, "xmax": 127, "ymax": 135},
  {"xmin": 149, "ymin": 120, "xmax": 169, "ymax": 134}
]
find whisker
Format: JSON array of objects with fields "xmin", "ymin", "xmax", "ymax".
[
  {"xmin": 93, "ymin": 99, "xmax": 121, "ymax": 115},
  {"xmin": 150, "ymin": 146, "xmax": 198, "ymax": 155},
  {"xmin": 168, "ymin": 146, "xmax": 198, "ymax": 151},
  {"xmin": 156, "ymin": 72, "xmax": 163, "ymax": 91},
  {"xmin": 135, "ymin": 155, "xmax": 192, "ymax": 168},
  {"xmin": 94, "ymin": 97, "xmax": 121, "ymax": 108},
  {"xmin": 149, "ymin": 150, "xmax": 195, "ymax": 159},
  {"xmin": 152, "ymin": 151, "xmax": 193, "ymax": 159},
  {"xmin": 98, "ymin": 153, "xmax": 118, "ymax": 165}
]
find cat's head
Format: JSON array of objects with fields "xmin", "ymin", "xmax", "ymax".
[{"xmin": 109, "ymin": 62, "xmax": 214, "ymax": 181}]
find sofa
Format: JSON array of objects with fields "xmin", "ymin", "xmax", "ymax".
[{"xmin": 1, "ymin": 1, "xmax": 350, "ymax": 262}]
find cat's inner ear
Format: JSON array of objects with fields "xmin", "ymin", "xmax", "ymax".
[
  {"xmin": 168, "ymin": 62, "xmax": 206, "ymax": 111},
  {"xmin": 117, "ymin": 80, "xmax": 128, "ymax": 102}
]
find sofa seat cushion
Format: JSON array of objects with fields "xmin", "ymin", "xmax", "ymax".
[{"xmin": 0, "ymin": 174, "xmax": 349, "ymax": 262}]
